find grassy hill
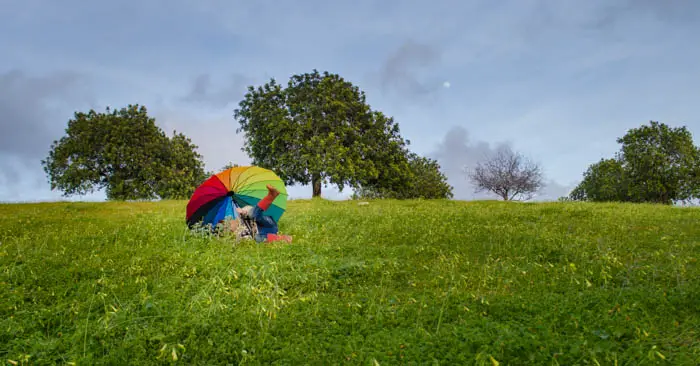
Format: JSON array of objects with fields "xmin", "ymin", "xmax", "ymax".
[{"xmin": 1, "ymin": 199, "xmax": 698, "ymax": 365}]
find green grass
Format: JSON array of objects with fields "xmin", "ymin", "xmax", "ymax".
[{"xmin": 1, "ymin": 199, "xmax": 698, "ymax": 365}]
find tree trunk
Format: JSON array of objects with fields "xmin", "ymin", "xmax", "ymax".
[{"xmin": 312, "ymin": 175, "xmax": 322, "ymax": 198}]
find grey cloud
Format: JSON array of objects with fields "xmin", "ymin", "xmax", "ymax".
[
  {"xmin": 429, "ymin": 126, "xmax": 572, "ymax": 201},
  {"xmin": 0, "ymin": 69, "xmax": 90, "ymax": 158},
  {"xmin": 0, "ymin": 156, "xmax": 23, "ymax": 196},
  {"xmin": 589, "ymin": 0, "xmax": 700, "ymax": 29},
  {"xmin": 428, "ymin": 126, "xmax": 509, "ymax": 201},
  {"xmin": 540, "ymin": 0, "xmax": 700, "ymax": 33},
  {"xmin": 0, "ymin": 155, "xmax": 107, "ymax": 202},
  {"xmin": 0, "ymin": 151, "xmax": 109, "ymax": 202},
  {"xmin": 509, "ymin": 0, "xmax": 699, "ymax": 45},
  {"xmin": 181, "ymin": 73, "xmax": 253, "ymax": 108},
  {"xmin": 379, "ymin": 40, "xmax": 445, "ymax": 98},
  {"xmin": 0, "ymin": 155, "xmax": 54, "ymax": 201},
  {"xmin": 0, "ymin": 69, "xmax": 95, "ymax": 201}
]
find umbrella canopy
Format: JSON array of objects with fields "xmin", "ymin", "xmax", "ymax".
[{"xmin": 186, "ymin": 166, "xmax": 288, "ymax": 229}]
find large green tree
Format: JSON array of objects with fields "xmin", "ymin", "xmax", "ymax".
[
  {"xmin": 234, "ymin": 70, "xmax": 411, "ymax": 197},
  {"xmin": 618, "ymin": 121, "xmax": 699, "ymax": 204},
  {"xmin": 570, "ymin": 121, "xmax": 700, "ymax": 204},
  {"xmin": 42, "ymin": 105, "xmax": 206, "ymax": 200},
  {"xmin": 354, "ymin": 153, "xmax": 453, "ymax": 199}
]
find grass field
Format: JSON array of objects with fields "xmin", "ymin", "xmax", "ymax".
[{"xmin": 1, "ymin": 199, "xmax": 698, "ymax": 365}]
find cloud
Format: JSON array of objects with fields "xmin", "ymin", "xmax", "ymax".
[
  {"xmin": 501, "ymin": 0, "xmax": 700, "ymax": 41},
  {"xmin": 0, "ymin": 154, "xmax": 107, "ymax": 202},
  {"xmin": 378, "ymin": 40, "xmax": 445, "ymax": 98},
  {"xmin": 584, "ymin": 0, "xmax": 700, "ymax": 30},
  {"xmin": 181, "ymin": 73, "xmax": 254, "ymax": 108},
  {"xmin": 429, "ymin": 126, "xmax": 573, "ymax": 201},
  {"xmin": 0, "ymin": 69, "xmax": 98, "ymax": 202},
  {"xmin": 428, "ymin": 126, "xmax": 508, "ymax": 201},
  {"xmin": 0, "ymin": 69, "xmax": 91, "ymax": 158}
]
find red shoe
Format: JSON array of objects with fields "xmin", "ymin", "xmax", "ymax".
[{"xmin": 267, "ymin": 234, "xmax": 292, "ymax": 243}]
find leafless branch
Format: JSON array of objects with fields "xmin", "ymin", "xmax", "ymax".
[{"xmin": 466, "ymin": 146, "xmax": 544, "ymax": 201}]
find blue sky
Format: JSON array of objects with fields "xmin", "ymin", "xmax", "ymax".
[{"xmin": 1, "ymin": 0, "xmax": 699, "ymax": 201}]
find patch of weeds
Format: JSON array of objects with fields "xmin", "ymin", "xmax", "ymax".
[{"xmin": 0, "ymin": 200, "xmax": 698, "ymax": 364}]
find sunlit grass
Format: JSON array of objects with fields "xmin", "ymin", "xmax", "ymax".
[{"xmin": 1, "ymin": 199, "xmax": 698, "ymax": 364}]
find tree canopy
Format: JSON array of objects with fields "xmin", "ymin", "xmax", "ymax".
[
  {"xmin": 569, "ymin": 158, "xmax": 629, "ymax": 202},
  {"xmin": 42, "ymin": 105, "xmax": 206, "ymax": 200},
  {"xmin": 234, "ymin": 70, "xmax": 411, "ymax": 198},
  {"xmin": 353, "ymin": 153, "xmax": 453, "ymax": 199},
  {"xmin": 570, "ymin": 121, "xmax": 700, "ymax": 204}
]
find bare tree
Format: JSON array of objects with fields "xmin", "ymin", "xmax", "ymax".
[{"xmin": 467, "ymin": 146, "xmax": 544, "ymax": 201}]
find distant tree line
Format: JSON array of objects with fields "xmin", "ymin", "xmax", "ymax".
[
  {"xmin": 43, "ymin": 70, "xmax": 699, "ymax": 205},
  {"xmin": 43, "ymin": 71, "xmax": 454, "ymax": 201}
]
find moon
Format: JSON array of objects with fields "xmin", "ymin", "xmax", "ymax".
[{"xmin": 443, "ymin": 81, "xmax": 451, "ymax": 88}]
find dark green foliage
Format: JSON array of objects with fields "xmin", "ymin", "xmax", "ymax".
[
  {"xmin": 571, "ymin": 121, "xmax": 700, "ymax": 204},
  {"xmin": 354, "ymin": 153, "xmax": 453, "ymax": 199},
  {"xmin": 219, "ymin": 162, "xmax": 240, "ymax": 171},
  {"xmin": 42, "ymin": 105, "xmax": 206, "ymax": 200},
  {"xmin": 618, "ymin": 121, "xmax": 700, "ymax": 204},
  {"xmin": 156, "ymin": 132, "xmax": 208, "ymax": 200},
  {"xmin": 203, "ymin": 162, "xmax": 241, "ymax": 179},
  {"xmin": 569, "ymin": 158, "xmax": 629, "ymax": 202},
  {"xmin": 234, "ymin": 70, "xmax": 411, "ymax": 197}
]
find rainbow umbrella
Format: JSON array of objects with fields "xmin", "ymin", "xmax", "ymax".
[{"xmin": 186, "ymin": 166, "xmax": 287, "ymax": 229}]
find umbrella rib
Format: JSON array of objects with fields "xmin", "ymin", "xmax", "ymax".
[
  {"xmin": 189, "ymin": 167, "xmax": 287, "ymax": 227},
  {"xmin": 232, "ymin": 168, "xmax": 270, "ymax": 188},
  {"xmin": 233, "ymin": 178, "xmax": 288, "ymax": 194},
  {"xmin": 235, "ymin": 176, "xmax": 269, "ymax": 191},
  {"xmin": 236, "ymin": 193, "xmax": 289, "ymax": 203},
  {"xmin": 237, "ymin": 189, "xmax": 288, "ymax": 195},
  {"xmin": 233, "ymin": 167, "xmax": 283, "ymax": 189},
  {"xmin": 236, "ymin": 191, "xmax": 289, "ymax": 201}
]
